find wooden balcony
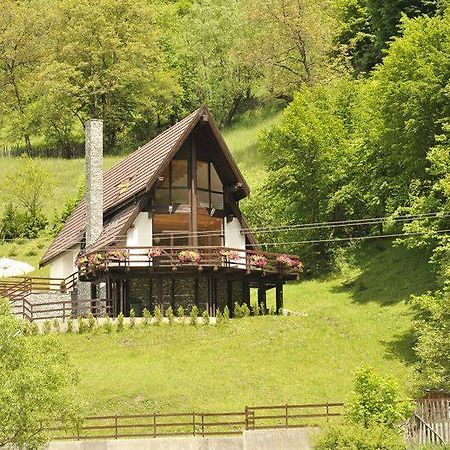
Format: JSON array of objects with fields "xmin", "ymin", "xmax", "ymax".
[{"xmin": 77, "ymin": 246, "xmax": 302, "ymax": 281}]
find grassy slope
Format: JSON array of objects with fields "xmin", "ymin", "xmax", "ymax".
[
  {"xmin": 53, "ymin": 242, "xmax": 434, "ymax": 415},
  {"xmin": 0, "ymin": 109, "xmax": 280, "ymax": 275}
]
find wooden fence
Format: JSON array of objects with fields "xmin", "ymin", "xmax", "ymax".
[
  {"xmin": 46, "ymin": 403, "xmax": 344, "ymax": 441},
  {"xmin": 405, "ymin": 399, "xmax": 450, "ymax": 445}
]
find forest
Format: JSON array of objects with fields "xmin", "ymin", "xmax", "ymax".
[{"xmin": 1, "ymin": 0, "xmax": 450, "ymax": 403}]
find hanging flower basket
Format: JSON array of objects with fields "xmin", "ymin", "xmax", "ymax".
[
  {"xmin": 249, "ymin": 254, "xmax": 268, "ymax": 268},
  {"xmin": 148, "ymin": 247, "xmax": 163, "ymax": 258},
  {"xmin": 220, "ymin": 250, "xmax": 240, "ymax": 262},
  {"xmin": 87, "ymin": 252, "xmax": 106, "ymax": 270},
  {"xmin": 107, "ymin": 249, "xmax": 129, "ymax": 262},
  {"xmin": 75, "ymin": 253, "xmax": 89, "ymax": 271},
  {"xmin": 178, "ymin": 250, "xmax": 201, "ymax": 264}
]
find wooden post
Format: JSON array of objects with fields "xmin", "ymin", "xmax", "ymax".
[
  {"xmin": 114, "ymin": 415, "xmax": 118, "ymax": 439},
  {"xmin": 258, "ymin": 285, "xmax": 267, "ymax": 312},
  {"xmin": 276, "ymin": 283, "xmax": 284, "ymax": 314}
]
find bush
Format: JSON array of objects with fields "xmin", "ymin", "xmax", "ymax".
[
  {"xmin": 234, "ymin": 302, "xmax": 244, "ymax": 318},
  {"xmin": 166, "ymin": 306, "xmax": 174, "ymax": 325},
  {"xmin": 190, "ymin": 305, "xmax": 199, "ymax": 326},
  {"xmin": 252, "ymin": 304, "xmax": 260, "ymax": 316},
  {"xmin": 314, "ymin": 424, "xmax": 406, "ymax": 450},
  {"xmin": 202, "ymin": 309, "xmax": 210, "ymax": 325},
  {"xmin": 43, "ymin": 320, "xmax": 52, "ymax": 334},
  {"xmin": 116, "ymin": 313, "xmax": 124, "ymax": 332},
  {"xmin": 216, "ymin": 308, "xmax": 223, "ymax": 325},
  {"xmin": 30, "ymin": 322, "xmax": 39, "ymax": 335},
  {"xmin": 103, "ymin": 315, "xmax": 113, "ymax": 333},
  {"xmin": 177, "ymin": 306, "xmax": 185, "ymax": 319},
  {"xmin": 129, "ymin": 308, "xmax": 136, "ymax": 328},
  {"xmin": 153, "ymin": 305, "xmax": 162, "ymax": 325},
  {"xmin": 347, "ymin": 367, "xmax": 413, "ymax": 428},
  {"xmin": 143, "ymin": 307, "xmax": 152, "ymax": 326},
  {"xmin": 78, "ymin": 317, "xmax": 87, "ymax": 334},
  {"xmin": 53, "ymin": 318, "xmax": 60, "ymax": 333},
  {"xmin": 66, "ymin": 318, "xmax": 73, "ymax": 333},
  {"xmin": 87, "ymin": 312, "xmax": 96, "ymax": 331},
  {"xmin": 223, "ymin": 306, "xmax": 230, "ymax": 321},
  {"xmin": 242, "ymin": 303, "xmax": 250, "ymax": 317}
]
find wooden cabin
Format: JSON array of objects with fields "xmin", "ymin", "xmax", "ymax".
[{"xmin": 40, "ymin": 107, "xmax": 301, "ymax": 317}]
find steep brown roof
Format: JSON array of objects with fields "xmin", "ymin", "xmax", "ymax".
[{"xmin": 41, "ymin": 106, "xmax": 250, "ymax": 266}]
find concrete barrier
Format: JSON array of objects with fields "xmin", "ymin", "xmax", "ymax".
[{"xmin": 46, "ymin": 428, "xmax": 318, "ymax": 450}]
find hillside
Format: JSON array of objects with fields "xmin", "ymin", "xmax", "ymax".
[{"xmin": 49, "ymin": 241, "xmax": 433, "ymax": 415}]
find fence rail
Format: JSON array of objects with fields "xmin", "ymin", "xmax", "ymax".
[{"xmin": 46, "ymin": 402, "xmax": 344, "ymax": 441}]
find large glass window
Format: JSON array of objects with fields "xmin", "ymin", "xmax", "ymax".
[
  {"xmin": 154, "ymin": 159, "xmax": 189, "ymax": 206},
  {"xmin": 196, "ymin": 161, "xmax": 223, "ymax": 210}
]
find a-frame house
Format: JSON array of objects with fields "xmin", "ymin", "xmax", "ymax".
[{"xmin": 41, "ymin": 107, "xmax": 300, "ymax": 316}]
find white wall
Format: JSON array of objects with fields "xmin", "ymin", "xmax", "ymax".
[
  {"xmin": 49, "ymin": 246, "xmax": 80, "ymax": 288},
  {"xmin": 126, "ymin": 212, "xmax": 153, "ymax": 266},
  {"xmin": 224, "ymin": 217, "xmax": 245, "ymax": 250}
]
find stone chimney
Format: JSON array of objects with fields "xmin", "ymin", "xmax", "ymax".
[{"xmin": 85, "ymin": 119, "xmax": 103, "ymax": 246}]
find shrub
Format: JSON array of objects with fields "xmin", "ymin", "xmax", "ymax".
[
  {"xmin": 223, "ymin": 306, "xmax": 230, "ymax": 321},
  {"xmin": 143, "ymin": 307, "xmax": 152, "ymax": 326},
  {"xmin": 30, "ymin": 322, "xmax": 39, "ymax": 335},
  {"xmin": 242, "ymin": 303, "xmax": 250, "ymax": 317},
  {"xmin": 216, "ymin": 308, "xmax": 223, "ymax": 325},
  {"xmin": 234, "ymin": 302, "xmax": 244, "ymax": 318},
  {"xmin": 25, "ymin": 247, "xmax": 37, "ymax": 257},
  {"xmin": 116, "ymin": 313, "xmax": 124, "ymax": 332},
  {"xmin": 190, "ymin": 305, "xmax": 199, "ymax": 326},
  {"xmin": 53, "ymin": 318, "xmax": 60, "ymax": 333},
  {"xmin": 21, "ymin": 321, "xmax": 32, "ymax": 335},
  {"xmin": 43, "ymin": 320, "xmax": 52, "ymax": 334},
  {"xmin": 66, "ymin": 318, "xmax": 73, "ymax": 333},
  {"xmin": 78, "ymin": 317, "xmax": 87, "ymax": 334},
  {"xmin": 87, "ymin": 312, "xmax": 96, "ymax": 331},
  {"xmin": 7, "ymin": 245, "xmax": 18, "ymax": 257},
  {"xmin": 166, "ymin": 306, "xmax": 174, "ymax": 325},
  {"xmin": 202, "ymin": 309, "xmax": 210, "ymax": 325},
  {"xmin": 153, "ymin": 305, "xmax": 162, "ymax": 325},
  {"xmin": 129, "ymin": 308, "xmax": 136, "ymax": 328},
  {"xmin": 177, "ymin": 306, "xmax": 185, "ymax": 319},
  {"xmin": 314, "ymin": 424, "xmax": 406, "ymax": 450},
  {"xmin": 252, "ymin": 304, "xmax": 260, "ymax": 316},
  {"xmin": 103, "ymin": 315, "xmax": 113, "ymax": 333},
  {"xmin": 346, "ymin": 367, "xmax": 413, "ymax": 428}
]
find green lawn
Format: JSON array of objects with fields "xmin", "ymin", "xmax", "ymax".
[{"xmin": 49, "ymin": 242, "xmax": 431, "ymax": 416}]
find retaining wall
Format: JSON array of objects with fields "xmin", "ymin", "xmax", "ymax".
[{"xmin": 46, "ymin": 428, "xmax": 317, "ymax": 450}]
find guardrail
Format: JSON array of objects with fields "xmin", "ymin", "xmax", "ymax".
[
  {"xmin": 46, "ymin": 402, "xmax": 343, "ymax": 441},
  {"xmin": 79, "ymin": 246, "xmax": 302, "ymax": 278}
]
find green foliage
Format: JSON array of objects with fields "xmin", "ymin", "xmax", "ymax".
[
  {"xmin": 153, "ymin": 305, "xmax": 162, "ymax": 325},
  {"xmin": 215, "ymin": 308, "xmax": 223, "ymax": 325},
  {"xmin": 241, "ymin": 303, "xmax": 250, "ymax": 317},
  {"xmin": 233, "ymin": 302, "xmax": 244, "ymax": 318},
  {"xmin": 314, "ymin": 423, "xmax": 406, "ymax": 450},
  {"xmin": 346, "ymin": 367, "xmax": 412, "ymax": 428},
  {"xmin": 223, "ymin": 306, "xmax": 230, "ymax": 321},
  {"xmin": 177, "ymin": 306, "xmax": 185, "ymax": 318},
  {"xmin": 411, "ymin": 291, "xmax": 450, "ymax": 389},
  {"xmin": 43, "ymin": 320, "xmax": 52, "ymax": 334},
  {"xmin": 202, "ymin": 309, "xmax": 210, "ymax": 325},
  {"xmin": 77, "ymin": 317, "xmax": 87, "ymax": 334},
  {"xmin": 66, "ymin": 318, "xmax": 73, "ymax": 333},
  {"xmin": 87, "ymin": 312, "xmax": 96, "ymax": 332},
  {"xmin": 166, "ymin": 306, "xmax": 174, "ymax": 325},
  {"xmin": 142, "ymin": 308, "xmax": 152, "ymax": 326},
  {"xmin": 53, "ymin": 318, "xmax": 60, "ymax": 333},
  {"xmin": 251, "ymin": 303, "xmax": 260, "ymax": 316},
  {"xmin": 103, "ymin": 315, "xmax": 113, "ymax": 334},
  {"xmin": 116, "ymin": 313, "xmax": 124, "ymax": 332},
  {"xmin": 129, "ymin": 308, "xmax": 136, "ymax": 328},
  {"xmin": 0, "ymin": 299, "xmax": 79, "ymax": 448},
  {"xmin": 190, "ymin": 305, "xmax": 199, "ymax": 326}
]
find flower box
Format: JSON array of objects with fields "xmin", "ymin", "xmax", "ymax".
[
  {"xmin": 249, "ymin": 254, "xmax": 268, "ymax": 268},
  {"xmin": 107, "ymin": 249, "xmax": 129, "ymax": 261},
  {"xmin": 178, "ymin": 250, "xmax": 201, "ymax": 264},
  {"xmin": 276, "ymin": 254, "xmax": 304, "ymax": 271},
  {"xmin": 148, "ymin": 247, "xmax": 163, "ymax": 258},
  {"xmin": 220, "ymin": 250, "xmax": 241, "ymax": 262}
]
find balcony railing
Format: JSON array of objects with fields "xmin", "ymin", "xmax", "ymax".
[{"xmin": 77, "ymin": 246, "xmax": 302, "ymax": 277}]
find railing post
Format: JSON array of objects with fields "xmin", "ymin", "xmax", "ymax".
[
  {"xmin": 285, "ymin": 404, "xmax": 289, "ymax": 427},
  {"xmin": 153, "ymin": 413, "xmax": 156, "ymax": 438},
  {"xmin": 192, "ymin": 412, "xmax": 196, "ymax": 436},
  {"xmin": 201, "ymin": 412, "xmax": 205, "ymax": 437},
  {"xmin": 115, "ymin": 415, "xmax": 118, "ymax": 439},
  {"xmin": 60, "ymin": 280, "xmax": 66, "ymax": 294},
  {"xmin": 326, "ymin": 403, "xmax": 329, "ymax": 423},
  {"xmin": 245, "ymin": 406, "xmax": 249, "ymax": 430}
]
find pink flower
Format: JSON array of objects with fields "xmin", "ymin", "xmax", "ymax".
[
  {"xmin": 148, "ymin": 247, "xmax": 163, "ymax": 258},
  {"xmin": 250, "ymin": 254, "xmax": 268, "ymax": 268},
  {"xmin": 178, "ymin": 250, "xmax": 201, "ymax": 263},
  {"xmin": 107, "ymin": 249, "xmax": 128, "ymax": 261},
  {"xmin": 220, "ymin": 250, "xmax": 240, "ymax": 261}
]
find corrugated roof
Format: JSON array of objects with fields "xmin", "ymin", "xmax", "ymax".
[{"xmin": 40, "ymin": 106, "xmax": 251, "ymax": 266}]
